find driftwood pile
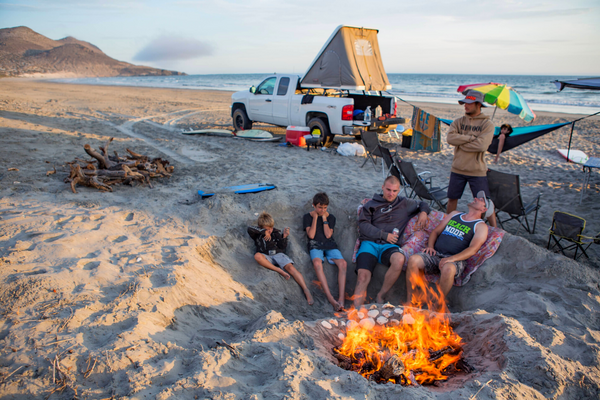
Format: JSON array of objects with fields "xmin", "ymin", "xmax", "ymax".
[{"xmin": 64, "ymin": 138, "xmax": 174, "ymax": 193}]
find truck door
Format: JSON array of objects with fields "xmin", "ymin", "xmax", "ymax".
[
  {"xmin": 272, "ymin": 77, "xmax": 290, "ymax": 126},
  {"xmin": 248, "ymin": 76, "xmax": 276, "ymax": 122}
]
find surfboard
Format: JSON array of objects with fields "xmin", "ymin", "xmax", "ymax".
[
  {"xmin": 182, "ymin": 129, "xmax": 234, "ymax": 137},
  {"xmin": 234, "ymin": 129, "xmax": 273, "ymax": 139},
  {"xmin": 558, "ymin": 149, "xmax": 589, "ymax": 164},
  {"xmin": 234, "ymin": 136, "xmax": 283, "ymax": 142},
  {"xmin": 198, "ymin": 183, "xmax": 277, "ymax": 198}
]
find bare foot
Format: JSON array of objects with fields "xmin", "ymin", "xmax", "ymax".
[
  {"xmin": 375, "ymin": 295, "xmax": 385, "ymax": 304},
  {"xmin": 279, "ymin": 270, "xmax": 290, "ymax": 280},
  {"xmin": 337, "ymin": 299, "xmax": 345, "ymax": 310},
  {"xmin": 328, "ymin": 299, "xmax": 343, "ymax": 312},
  {"xmin": 305, "ymin": 289, "xmax": 314, "ymax": 305}
]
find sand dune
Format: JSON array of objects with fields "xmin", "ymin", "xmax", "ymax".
[{"xmin": 0, "ymin": 79, "xmax": 599, "ymax": 399}]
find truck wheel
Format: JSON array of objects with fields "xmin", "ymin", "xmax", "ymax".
[
  {"xmin": 308, "ymin": 117, "xmax": 331, "ymax": 146},
  {"xmin": 233, "ymin": 108, "xmax": 252, "ymax": 131}
]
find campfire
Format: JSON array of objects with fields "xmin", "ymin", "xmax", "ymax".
[{"xmin": 331, "ymin": 273, "xmax": 472, "ymax": 385}]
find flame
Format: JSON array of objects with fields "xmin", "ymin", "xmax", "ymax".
[{"xmin": 336, "ymin": 273, "xmax": 463, "ymax": 385}]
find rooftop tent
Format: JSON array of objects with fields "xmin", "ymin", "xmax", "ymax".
[
  {"xmin": 300, "ymin": 25, "xmax": 391, "ymax": 91},
  {"xmin": 553, "ymin": 77, "xmax": 600, "ymax": 91}
]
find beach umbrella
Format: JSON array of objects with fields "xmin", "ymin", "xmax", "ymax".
[{"xmin": 457, "ymin": 82, "xmax": 536, "ymax": 122}]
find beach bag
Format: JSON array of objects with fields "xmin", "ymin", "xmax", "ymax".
[{"xmin": 337, "ymin": 142, "xmax": 365, "ymax": 157}]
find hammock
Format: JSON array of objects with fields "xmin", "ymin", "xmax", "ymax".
[{"xmin": 440, "ymin": 119, "xmax": 571, "ymax": 154}]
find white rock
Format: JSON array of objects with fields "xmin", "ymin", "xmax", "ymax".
[
  {"xmin": 359, "ymin": 318, "xmax": 376, "ymax": 330},
  {"xmin": 347, "ymin": 320, "xmax": 358, "ymax": 330},
  {"xmin": 321, "ymin": 320, "xmax": 333, "ymax": 329},
  {"xmin": 328, "ymin": 319, "xmax": 339, "ymax": 327},
  {"xmin": 357, "ymin": 312, "xmax": 365, "ymax": 319},
  {"xmin": 339, "ymin": 321, "xmax": 346, "ymax": 327},
  {"xmin": 369, "ymin": 304, "xmax": 378, "ymax": 310},
  {"xmin": 383, "ymin": 303, "xmax": 394, "ymax": 309},
  {"xmin": 402, "ymin": 314, "xmax": 415, "ymax": 325},
  {"xmin": 394, "ymin": 307, "xmax": 404, "ymax": 315},
  {"xmin": 389, "ymin": 319, "xmax": 400, "ymax": 326},
  {"xmin": 367, "ymin": 309, "xmax": 379, "ymax": 318},
  {"xmin": 376, "ymin": 316, "xmax": 389, "ymax": 325},
  {"xmin": 382, "ymin": 309, "xmax": 393, "ymax": 318},
  {"xmin": 338, "ymin": 333, "xmax": 345, "ymax": 340},
  {"xmin": 136, "ymin": 257, "xmax": 142, "ymax": 262}
]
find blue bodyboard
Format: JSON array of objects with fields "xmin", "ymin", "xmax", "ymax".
[{"xmin": 198, "ymin": 183, "xmax": 276, "ymax": 198}]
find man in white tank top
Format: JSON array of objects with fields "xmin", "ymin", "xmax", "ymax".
[{"xmin": 406, "ymin": 192, "xmax": 491, "ymax": 305}]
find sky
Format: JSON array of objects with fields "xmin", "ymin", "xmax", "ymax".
[{"xmin": 1, "ymin": 0, "xmax": 599, "ymax": 76}]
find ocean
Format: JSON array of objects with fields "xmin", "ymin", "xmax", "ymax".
[{"xmin": 55, "ymin": 73, "xmax": 600, "ymax": 116}]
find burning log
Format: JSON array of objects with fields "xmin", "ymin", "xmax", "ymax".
[
  {"xmin": 377, "ymin": 354, "xmax": 405, "ymax": 381},
  {"xmin": 64, "ymin": 138, "xmax": 173, "ymax": 193}
]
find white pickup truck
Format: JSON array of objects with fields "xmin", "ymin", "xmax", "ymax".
[
  {"xmin": 230, "ymin": 25, "xmax": 405, "ymax": 144},
  {"xmin": 231, "ymin": 73, "xmax": 403, "ymax": 143}
]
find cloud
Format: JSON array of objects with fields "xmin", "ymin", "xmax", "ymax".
[{"xmin": 133, "ymin": 36, "xmax": 214, "ymax": 62}]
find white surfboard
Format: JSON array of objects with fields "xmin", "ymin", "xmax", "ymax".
[
  {"xmin": 558, "ymin": 149, "xmax": 589, "ymax": 164},
  {"xmin": 234, "ymin": 129, "xmax": 273, "ymax": 139},
  {"xmin": 182, "ymin": 129, "xmax": 234, "ymax": 137}
]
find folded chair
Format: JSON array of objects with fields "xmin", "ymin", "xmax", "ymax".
[
  {"xmin": 487, "ymin": 169, "xmax": 541, "ymax": 234},
  {"xmin": 360, "ymin": 130, "xmax": 384, "ymax": 171},
  {"xmin": 547, "ymin": 211, "xmax": 600, "ymax": 260},
  {"xmin": 398, "ymin": 160, "xmax": 448, "ymax": 211},
  {"xmin": 379, "ymin": 146, "xmax": 411, "ymax": 197}
]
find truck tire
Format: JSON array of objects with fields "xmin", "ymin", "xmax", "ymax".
[
  {"xmin": 308, "ymin": 117, "xmax": 331, "ymax": 146},
  {"xmin": 233, "ymin": 108, "xmax": 253, "ymax": 131}
]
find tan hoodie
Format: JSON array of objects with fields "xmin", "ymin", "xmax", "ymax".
[{"xmin": 447, "ymin": 114, "xmax": 494, "ymax": 177}]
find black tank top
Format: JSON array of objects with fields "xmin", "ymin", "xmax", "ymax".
[{"xmin": 434, "ymin": 213, "xmax": 483, "ymax": 255}]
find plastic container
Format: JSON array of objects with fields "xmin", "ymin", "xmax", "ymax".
[
  {"xmin": 375, "ymin": 105, "xmax": 383, "ymax": 119},
  {"xmin": 286, "ymin": 126, "xmax": 310, "ymax": 146},
  {"xmin": 364, "ymin": 106, "xmax": 371, "ymax": 123},
  {"xmin": 401, "ymin": 128, "xmax": 413, "ymax": 148}
]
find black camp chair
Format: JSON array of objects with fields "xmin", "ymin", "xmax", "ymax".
[
  {"xmin": 487, "ymin": 169, "xmax": 541, "ymax": 234},
  {"xmin": 398, "ymin": 160, "xmax": 448, "ymax": 211},
  {"xmin": 547, "ymin": 211, "xmax": 600, "ymax": 260},
  {"xmin": 360, "ymin": 130, "xmax": 384, "ymax": 171},
  {"xmin": 379, "ymin": 146, "xmax": 411, "ymax": 197}
]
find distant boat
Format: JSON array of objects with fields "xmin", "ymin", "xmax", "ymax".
[{"xmin": 553, "ymin": 77, "xmax": 600, "ymax": 91}]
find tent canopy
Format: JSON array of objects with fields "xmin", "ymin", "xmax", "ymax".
[
  {"xmin": 300, "ymin": 25, "xmax": 391, "ymax": 91},
  {"xmin": 554, "ymin": 77, "xmax": 600, "ymax": 91}
]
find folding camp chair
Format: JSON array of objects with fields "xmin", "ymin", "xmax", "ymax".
[
  {"xmin": 360, "ymin": 130, "xmax": 384, "ymax": 171},
  {"xmin": 379, "ymin": 146, "xmax": 410, "ymax": 197},
  {"xmin": 547, "ymin": 211, "xmax": 600, "ymax": 260},
  {"xmin": 487, "ymin": 169, "xmax": 541, "ymax": 234},
  {"xmin": 398, "ymin": 160, "xmax": 448, "ymax": 211}
]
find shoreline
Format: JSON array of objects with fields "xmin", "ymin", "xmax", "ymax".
[{"xmin": 7, "ymin": 75, "xmax": 598, "ymax": 117}]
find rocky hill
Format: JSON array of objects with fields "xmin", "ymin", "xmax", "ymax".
[{"xmin": 0, "ymin": 26, "xmax": 185, "ymax": 77}]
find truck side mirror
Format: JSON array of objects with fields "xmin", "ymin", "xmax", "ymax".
[{"xmin": 250, "ymin": 86, "xmax": 256, "ymax": 94}]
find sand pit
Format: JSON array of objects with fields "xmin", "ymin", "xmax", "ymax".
[{"xmin": 0, "ymin": 80, "xmax": 599, "ymax": 399}]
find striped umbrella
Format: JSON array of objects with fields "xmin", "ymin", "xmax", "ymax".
[{"xmin": 457, "ymin": 82, "xmax": 536, "ymax": 122}]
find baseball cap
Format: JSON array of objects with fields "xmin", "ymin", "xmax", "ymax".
[
  {"xmin": 477, "ymin": 190, "xmax": 495, "ymax": 218},
  {"xmin": 459, "ymin": 90, "xmax": 487, "ymax": 107}
]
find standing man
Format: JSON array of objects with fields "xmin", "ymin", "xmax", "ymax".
[
  {"xmin": 446, "ymin": 89, "xmax": 497, "ymax": 227},
  {"xmin": 353, "ymin": 176, "xmax": 430, "ymax": 308}
]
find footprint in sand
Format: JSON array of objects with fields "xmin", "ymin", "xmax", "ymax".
[
  {"xmin": 125, "ymin": 212, "xmax": 134, "ymax": 221},
  {"xmin": 110, "ymin": 236, "xmax": 128, "ymax": 243}
]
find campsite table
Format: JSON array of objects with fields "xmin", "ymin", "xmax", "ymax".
[{"xmin": 580, "ymin": 157, "xmax": 600, "ymax": 204}]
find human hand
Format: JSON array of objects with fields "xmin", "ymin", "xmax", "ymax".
[
  {"xmin": 264, "ymin": 232, "xmax": 271, "ymax": 241},
  {"xmin": 387, "ymin": 232, "xmax": 399, "ymax": 244},
  {"xmin": 415, "ymin": 212, "xmax": 428, "ymax": 230},
  {"xmin": 283, "ymin": 227, "xmax": 290, "ymax": 238},
  {"xmin": 323, "ymin": 211, "xmax": 329, "ymax": 219},
  {"xmin": 439, "ymin": 257, "xmax": 453, "ymax": 268},
  {"xmin": 423, "ymin": 247, "xmax": 436, "ymax": 256},
  {"xmin": 310, "ymin": 210, "xmax": 317, "ymax": 218}
]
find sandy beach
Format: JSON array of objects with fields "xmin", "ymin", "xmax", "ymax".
[{"xmin": 1, "ymin": 79, "xmax": 599, "ymax": 399}]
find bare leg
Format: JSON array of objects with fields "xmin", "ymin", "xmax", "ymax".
[
  {"xmin": 333, "ymin": 258, "xmax": 347, "ymax": 308},
  {"xmin": 439, "ymin": 263, "xmax": 457, "ymax": 297},
  {"xmin": 447, "ymin": 198, "xmax": 458, "ymax": 214},
  {"xmin": 353, "ymin": 269, "xmax": 372, "ymax": 308},
  {"xmin": 312, "ymin": 258, "xmax": 340, "ymax": 310},
  {"xmin": 406, "ymin": 254, "xmax": 425, "ymax": 304},
  {"xmin": 284, "ymin": 264, "xmax": 314, "ymax": 305},
  {"xmin": 487, "ymin": 211, "xmax": 497, "ymax": 228},
  {"xmin": 254, "ymin": 253, "xmax": 290, "ymax": 279},
  {"xmin": 376, "ymin": 252, "xmax": 405, "ymax": 304}
]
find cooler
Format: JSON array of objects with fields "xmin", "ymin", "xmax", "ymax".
[
  {"xmin": 286, "ymin": 126, "xmax": 310, "ymax": 146},
  {"xmin": 402, "ymin": 128, "xmax": 413, "ymax": 149}
]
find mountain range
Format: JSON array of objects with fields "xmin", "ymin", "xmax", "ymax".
[{"xmin": 0, "ymin": 26, "xmax": 185, "ymax": 78}]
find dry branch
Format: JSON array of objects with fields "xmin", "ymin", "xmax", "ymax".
[{"xmin": 64, "ymin": 138, "xmax": 173, "ymax": 193}]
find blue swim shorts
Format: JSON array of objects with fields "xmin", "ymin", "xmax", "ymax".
[
  {"xmin": 356, "ymin": 241, "xmax": 405, "ymax": 273},
  {"xmin": 309, "ymin": 248, "xmax": 344, "ymax": 264}
]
